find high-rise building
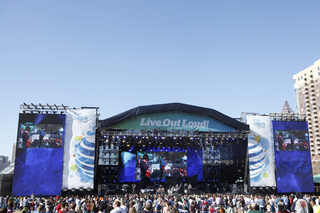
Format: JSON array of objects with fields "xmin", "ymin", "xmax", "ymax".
[
  {"xmin": 0, "ymin": 155, "xmax": 9, "ymax": 172},
  {"xmin": 281, "ymin": 97, "xmax": 294, "ymax": 114},
  {"xmin": 293, "ymin": 59, "xmax": 320, "ymax": 172}
]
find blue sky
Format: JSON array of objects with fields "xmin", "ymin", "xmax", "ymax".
[{"xmin": 1, "ymin": 0, "xmax": 320, "ymax": 160}]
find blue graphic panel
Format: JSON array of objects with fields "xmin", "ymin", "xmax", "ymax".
[
  {"xmin": 272, "ymin": 121, "xmax": 314, "ymax": 193},
  {"xmin": 119, "ymin": 152, "xmax": 137, "ymax": 182},
  {"xmin": 12, "ymin": 149, "xmax": 64, "ymax": 196},
  {"xmin": 187, "ymin": 148, "xmax": 203, "ymax": 181}
]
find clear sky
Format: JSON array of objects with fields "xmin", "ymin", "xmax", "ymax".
[{"xmin": 1, "ymin": 0, "xmax": 320, "ymax": 161}]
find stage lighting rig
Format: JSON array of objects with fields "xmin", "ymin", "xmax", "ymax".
[{"xmin": 20, "ymin": 103, "xmax": 70, "ymax": 114}]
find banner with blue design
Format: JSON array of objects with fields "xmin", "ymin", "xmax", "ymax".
[
  {"xmin": 62, "ymin": 109, "xmax": 97, "ymax": 189},
  {"xmin": 247, "ymin": 116, "xmax": 276, "ymax": 187}
]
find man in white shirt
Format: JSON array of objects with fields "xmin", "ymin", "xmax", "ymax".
[
  {"xmin": 110, "ymin": 201, "xmax": 122, "ymax": 213},
  {"xmin": 75, "ymin": 197, "xmax": 81, "ymax": 213},
  {"xmin": 216, "ymin": 196, "xmax": 222, "ymax": 206},
  {"xmin": 120, "ymin": 201, "xmax": 128, "ymax": 213}
]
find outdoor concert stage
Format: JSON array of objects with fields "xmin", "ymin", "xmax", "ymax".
[
  {"xmin": 9, "ymin": 102, "xmax": 313, "ymax": 196},
  {"xmin": 95, "ymin": 103, "xmax": 250, "ymax": 195}
]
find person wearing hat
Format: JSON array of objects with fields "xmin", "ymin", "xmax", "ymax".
[{"xmin": 291, "ymin": 192, "xmax": 313, "ymax": 213}]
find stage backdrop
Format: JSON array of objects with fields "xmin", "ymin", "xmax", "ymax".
[
  {"xmin": 247, "ymin": 116, "xmax": 276, "ymax": 187},
  {"xmin": 272, "ymin": 121, "xmax": 314, "ymax": 193},
  {"xmin": 12, "ymin": 114, "xmax": 65, "ymax": 196},
  {"xmin": 62, "ymin": 109, "xmax": 97, "ymax": 189}
]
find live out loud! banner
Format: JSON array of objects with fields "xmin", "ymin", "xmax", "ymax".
[
  {"xmin": 247, "ymin": 116, "xmax": 276, "ymax": 187},
  {"xmin": 62, "ymin": 109, "xmax": 97, "ymax": 189}
]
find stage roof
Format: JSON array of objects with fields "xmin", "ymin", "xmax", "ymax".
[{"xmin": 99, "ymin": 102, "xmax": 249, "ymax": 132}]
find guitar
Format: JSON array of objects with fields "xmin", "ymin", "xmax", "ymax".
[{"xmin": 145, "ymin": 163, "xmax": 151, "ymax": 178}]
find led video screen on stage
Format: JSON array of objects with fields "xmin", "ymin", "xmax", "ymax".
[
  {"xmin": 273, "ymin": 121, "xmax": 314, "ymax": 193},
  {"xmin": 118, "ymin": 148, "xmax": 203, "ymax": 182},
  {"xmin": 13, "ymin": 113, "xmax": 66, "ymax": 196},
  {"xmin": 135, "ymin": 152, "xmax": 187, "ymax": 181}
]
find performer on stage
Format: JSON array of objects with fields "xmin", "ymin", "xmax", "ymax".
[
  {"xmin": 140, "ymin": 154, "xmax": 151, "ymax": 188},
  {"xmin": 159, "ymin": 155, "xmax": 166, "ymax": 180},
  {"xmin": 39, "ymin": 127, "xmax": 45, "ymax": 148},
  {"xmin": 22, "ymin": 126, "xmax": 32, "ymax": 148}
]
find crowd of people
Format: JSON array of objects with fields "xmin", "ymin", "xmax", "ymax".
[{"xmin": 0, "ymin": 191, "xmax": 317, "ymax": 213}]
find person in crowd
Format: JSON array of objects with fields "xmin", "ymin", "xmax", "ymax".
[
  {"xmin": 250, "ymin": 204, "xmax": 262, "ymax": 213},
  {"xmin": 259, "ymin": 196, "xmax": 266, "ymax": 213},
  {"xmin": 277, "ymin": 202, "xmax": 289, "ymax": 213},
  {"xmin": 134, "ymin": 199, "xmax": 142, "ymax": 213},
  {"xmin": 59, "ymin": 202, "xmax": 69, "ymax": 213},
  {"xmin": 21, "ymin": 206, "xmax": 28, "ymax": 213},
  {"xmin": 226, "ymin": 201, "xmax": 234, "ymax": 213},
  {"xmin": 67, "ymin": 203, "xmax": 77, "ymax": 213},
  {"xmin": 81, "ymin": 199, "xmax": 87, "ymax": 213},
  {"xmin": 98, "ymin": 204, "xmax": 106, "ymax": 213},
  {"xmin": 34, "ymin": 205, "xmax": 45, "ymax": 213},
  {"xmin": 142, "ymin": 202, "xmax": 153, "ymax": 213},
  {"xmin": 111, "ymin": 201, "xmax": 122, "ymax": 213},
  {"xmin": 218, "ymin": 206, "xmax": 225, "ymax": 213},
  {"xmin": 128, "ymin": 202, "xmax": 137, "ymax": 213},
  {"xmin": 0, "ymin": 208, "xmax": 7, "ymax": 213},
  {"xmin": 90, "ymin": 200, "xmax": 96, "ymax": 213},
  {"xmin": 6, "ymin": 200, "xmax": 13, "ymax": 213},
  {"xmin": 291, "ymin": 192, "xmax": 313, "ymax": 213},
  {"xmin": 120, "ymin": 201, "xmax": 128, "ymax": 213}
]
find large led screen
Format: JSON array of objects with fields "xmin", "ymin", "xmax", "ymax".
[
  {"xmin": 273, "ymin": 121, "xmax": 314, "ymax": 193},
  {"xmin": 13, "ymin": 113, "xmax": 66, "ymax": 196},
  {"xmin": 136, "ymin": 152, "xmax": 187, "ymax": 181},
  {"xmin": 118, "ymin": 148, "xmax": 203, "ymax": 182}
]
